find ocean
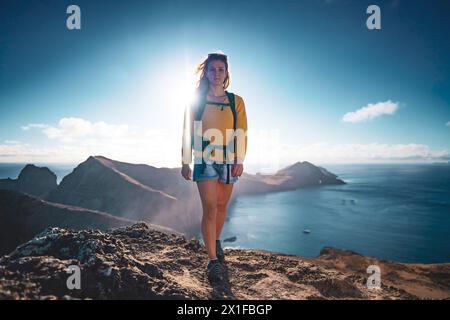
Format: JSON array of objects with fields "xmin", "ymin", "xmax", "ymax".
[
  {"xmin": 1, "ymin": 162, "xmax": 449, "ymax": 263},
  {"xmin": 221, "ymin": 163, "xmax": 450, "ymax": 263}
]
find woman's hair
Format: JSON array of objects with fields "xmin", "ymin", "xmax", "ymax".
[{"xmin": 195, "ymin": 52, "xmax": 231, "ymax": 98}]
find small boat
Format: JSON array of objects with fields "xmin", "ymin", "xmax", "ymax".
[
  {"xmin": 223, "ymin": 236, "xmax": 237, "ymax": 243},
  {"xmin": 303, "ymin": 229, "xmax": 311, "ymax": 234}
]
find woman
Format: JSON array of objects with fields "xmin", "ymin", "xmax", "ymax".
[{"xmin": 181, "ymin": 52, "xmax": 248, "ymax": 283}]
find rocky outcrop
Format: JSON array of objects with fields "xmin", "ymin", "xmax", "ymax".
[
  {"xmin": 2, "ymin": 156, "xmax": 346, "ymax": 236},
  {"xmin": 233, "ymin": 161, "xmax": 345, "ymax": 196},
  {"xmin": 0, "ymin": 189, "xmax": 134, "ymax": 256},
  {"xmin": 93, "ymin": 156, "xmax": 193, "ymax": 201},
  {"xmin": 0, "ymin": 223, "xmax": 448, "ymax": 300},
  {"xmin": 276, "ymin": 161, "xmax": 344, "ymax": 185},
  {"xmin": 44, "ymin": 156, "xmax": 345, "ymax": 206},
  {"xmin": 45, "ymin": 156, "xmax": 178, "ymax": 222},
  {"xmin": 0, "ymin": 164, "xmax": 57, "ymax": 198}
]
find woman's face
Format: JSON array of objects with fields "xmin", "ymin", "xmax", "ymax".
[{"xmin": 206, "ymin": 59, "xmax": 227, "ymax": 87}]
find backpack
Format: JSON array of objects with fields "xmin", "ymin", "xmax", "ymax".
[{"xmin": 191, "ymin": 91, "xmax": 237, "ymax": 180}]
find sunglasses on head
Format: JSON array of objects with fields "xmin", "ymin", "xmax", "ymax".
[{"xmin": 208, "ymin": 53, "xmax": 227, "ymax": 60}]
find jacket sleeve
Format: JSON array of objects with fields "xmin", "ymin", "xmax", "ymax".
[
  {"xmin": 235, "ymin": 96, "xmax": 248, "ymax": 164},
  {"xmin": 181, "ymin": 105, "xmax": 194, "ymax": 165}
]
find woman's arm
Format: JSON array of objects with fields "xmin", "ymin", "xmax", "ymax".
[
  {"xmin": 231, "ymin": 95, "xmax": 247, "ymax": 177},
  {"xmin": 234, "ymin": 95, "xmax": 248, "ymax": 164},
  {"xmin": 181, "ymin": 105, "xmax": 194, "ymax": 165}
]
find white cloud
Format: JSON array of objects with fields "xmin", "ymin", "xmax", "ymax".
[
  {"xmin": 1, "ymin": 139, "xmax": 448, "ymax": 169},
  {"xmin": 21, "ymin": 123, "xmax": 50, "ymax": 131},
  {"xmin": 5, "ymin": 121, "xmax": 450, "ymax": 170},
  {"xmin": 274, "ymin": 142, "xmax": 449, "ymax": 165},
  {"xmin": 3, "ymin": 140, "xmax": 21, "ymax": 144},
  {"xmin": 23, "ymin": 117, "xmax": 129, "ymax": 143},
  {"xmin": 342, "ymin": 100, "xmax": 399, "ymax": 123},
  {"xmin": 0, "ymin": 143, "xmax": 77, "ymax": 163},
  {"xmin": 7, "ymin": 117, "xmax": 179, "ymax": 166},
  {"xmin": 235, "ymin": 130, "xmax": 450, "ymax": 172},
  {"xmin": 0, "ymin": 134, "xmax": 180, "ymax": 166}
]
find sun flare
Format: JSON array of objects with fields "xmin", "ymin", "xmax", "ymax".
[{"xmin": 162, "ymin": 63, "xmax": 198, "ymax": 113}]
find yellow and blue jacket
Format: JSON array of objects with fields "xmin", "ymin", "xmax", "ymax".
[{"xmin": 182, "ymin": 93, "xmax": 248, "ymax": 165}]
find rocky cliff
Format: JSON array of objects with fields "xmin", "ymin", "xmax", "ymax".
[
  {"xmin": 0, "ymin": 164, "xmax": 57, "ymax": 198},
  {"xmin": 45, "ymin": 156, "xmax": 178, "ymax": 222},
  {"xmin": 234, "ymin": 161, "xmax": 345, "ymax": 195},
  {"xmin": 38, "ymin": 156, "xmax": 346, "ymax": 234},
  {"xmin": 0, "ymin": 189, "xmax": 134, "ymax": 256},
  {"xmin": 1, "ymin": 223, "xmax": 448, "ymax": 300}
]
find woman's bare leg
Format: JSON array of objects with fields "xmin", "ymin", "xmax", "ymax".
[
  {"xmin": 197, "ymin": 179, "xmax": 219, "ymax": 260},
  {"xmin": 216, "ymin": 182, "xmax": 234, "ymax": 240}
]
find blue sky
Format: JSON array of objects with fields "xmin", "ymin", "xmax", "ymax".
[{"xmin": 1, "ymin": 0, "xmax": 449, "ymax": 172}]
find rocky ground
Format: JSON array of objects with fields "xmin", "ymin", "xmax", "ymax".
[{"xmin": 0, "ymin": 223, "xmax": 449, "ymax": 300}]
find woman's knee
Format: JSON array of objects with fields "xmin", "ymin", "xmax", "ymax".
[
  {"xmin": 217, "ymin": 201, "xmax": 227, "ymax": 212},
  {"xmin": 202, "ymin": 202, "xmax": 217, "ymax": 219}
]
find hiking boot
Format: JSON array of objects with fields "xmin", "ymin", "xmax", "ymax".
[
  {"xmin": 206, "ymin": 259, "xmax": 224, "ymax": 282},
  {"xmin": 216, "ymin": 240, "xmax": 225, "ymax": 263}
]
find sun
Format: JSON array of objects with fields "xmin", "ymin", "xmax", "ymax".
[{"xmin": 162, "ymin": 63, "xmax": 198, "ymax": 114}]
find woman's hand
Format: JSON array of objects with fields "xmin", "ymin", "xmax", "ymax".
[
  {"xmin": 181, "ymin": 164, "xmax": 192, "ymax": 180},
  {"xmin": 231, "ymin": 163, "xmax": 243, "ymax": 177}
]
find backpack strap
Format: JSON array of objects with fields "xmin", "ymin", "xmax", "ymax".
[
  {"xmin": 191, "ymin": 93, "xmax": 208, "ymax": 173},
  {"xmin": 193, "ymin": 93, "xmax": 207, "ymax": 123},
  {"xmin": 226, "ymin": 91, "xmax": 237, "ymax": 165},
  {"xmin": 226, "ymin": 91, "xmax": 237, "ymax": 131},
  {"xmin": 190, "ymin": 93, "xmax": 207, "ymax": 148}
]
